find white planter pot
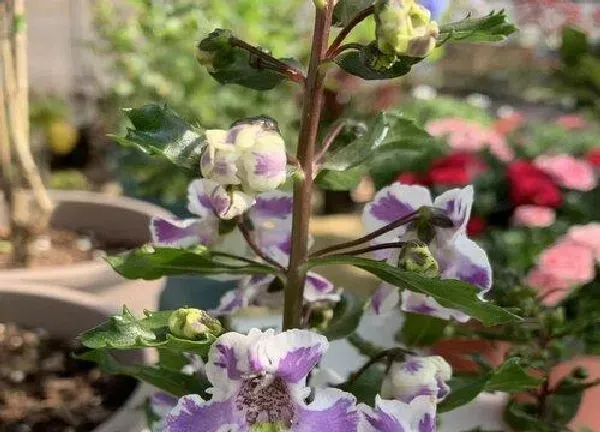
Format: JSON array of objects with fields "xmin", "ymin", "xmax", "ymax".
[{"xmin": 0, "ymin": 283, "xmax": 153, "ymax": 432}]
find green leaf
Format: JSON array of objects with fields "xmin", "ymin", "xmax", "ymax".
[
  {"xmin": 107, "ymin": 246, "xmax": 279, "ymax": 280},
  {"xmin": 322, "ymin": 292, "xmax": 366, "ymax": 340},
  {"xmin": 335, "ymin": 44, "xmax": 420, "ymax": 81},
  {"xmin": 439, "ymin": 358, "xmax": 542, "ymax": 412},
  {"xmin": 115, "ymin": 104, "xmax": 205, "ymax": 172},
  {"xmin": 79, "ymin": 350, "xmax": 209, "ymax": 397},
  {"xmin": 322, "ymin": 112, "xmax": 437, "ymax": 171},
  {"xmin": 504, "ymin": 400, "xmax": 550, "ymax": 432},
  {"xmin": 338, "ymin": 365, "xmax": 384, "ymax": 406},
  {"xmin": 80, "ymin": 307, "xmax": 217, "ymax": 357},
  {"xmin": 81, "ymin": 306, "xmax": 158, "ymax": 349},
  {"xmin": 315, "ymin": 165, "xmax": 366, "ymax": 191},
  {"xmin": 560, "ymin": 26, "xmax": 588, "ymax": 66},
  {"xmin": 399, "ymin": 313, "xmax": 448, "ymax": 347},
  {"xmin": 197, "ymin": 29, "xmax": 298, "ymax": 90},
  {"xmin": 333, "ymin": 0, "xmax": 374, "ymax": 27},
  {"xmin": 305, "ymin": 256, "xmax": 521, "ymax": 326},
  {"xmin": 438, "ymin": 10, "xmax": 517, "ymax": 45}
]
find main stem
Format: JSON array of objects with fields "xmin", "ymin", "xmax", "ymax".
[{"xmin": 283, "ymin": 4, "xmax": 333, "ymax": 330}]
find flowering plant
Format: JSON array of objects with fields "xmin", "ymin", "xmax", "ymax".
[
  {"xmin": 377, "ymin": 94, "xmax": 600, "ymax": 429},
  {"xmin": 74, "ymin": 2, "xmax": 555, "ymax": 431}
]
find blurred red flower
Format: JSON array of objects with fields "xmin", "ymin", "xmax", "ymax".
[
  {"xmin": 426, "ymin": 152, "xmax": 486, "ymax": 186},
  {"xmin": 395, "ymin": 171, "xmax": 427, "ymax": 185},
  {"xmin": 467, "ymin": 215, "xmax": 487, "ymax": 237},
  {"xmin": 586, "ymin": 148, "xmax": 600, "ymax": 167},
  {"xmin": 506, "ymin": 161, "xmax": 562, "ymax": 208}
]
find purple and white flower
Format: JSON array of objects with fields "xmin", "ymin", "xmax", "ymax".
[
  {"xmin": 214, "ymin": 191, "xmax": 340, "ymax": 315},
  {"xmin": 359, "ymin": 395, "xmax": 437, "ymax": 432},
  {"xmin": 380, "ymin": 356, "xmax": 452, "ymax": 404},
  {"xmin": 214, "ymin": 272, "xmax": 341, "ymax": 315},
  {"xmin": 201, "ymin": 120, "xmax": 288, "ymax": 194},
  {"xmin": 150, "ymin": 178, "xmax": 249, "ymax": 251},
  {"xmin": 149, "ymin": 392, "xmax": 179, "ymax": 432},
  {"xmin": 163, "ymin": 329, "xmax": 360, "ymax": 432},
  {"xmin": 363, "ymin": 184, "xmax": 492, "ymax": 322}
]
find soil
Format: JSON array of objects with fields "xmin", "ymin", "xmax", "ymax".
[
  {"xmin": 0, "ymin": 229, "xmax": 128, "ymax": 270},
  {"xmin": 0, "ymin": 322, "xmax": 138, "ymax": 432}
]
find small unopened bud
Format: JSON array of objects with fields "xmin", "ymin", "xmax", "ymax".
[
  {"xmin": 196, "ymin": 29, "xmax": 232, "ymax": 72},
  {"xmin": 375, "ymin": 0, "xmax": 439, "ymax": 58},
  {"xmin": 168, "ymin": 308, "xmax": 223, "ymax": 340},
  {"xmin": 398, "ymin": 241, "xmax": 438, "ymax": 278},
  {"xmin": 572, "ymin": 367, "xmax": 589, "ymax": 380}
]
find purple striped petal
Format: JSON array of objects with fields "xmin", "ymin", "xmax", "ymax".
[
  {"xmin": 150, "ymin": 217, "xmax": 217, "ymax": 247},
  {"xmin": 438, "ymin": 235, "xmax": 492, "ymax": 293},
  {"xmin": 253, "ymin": 192, "xmax": 294, "ymax": 219},
  {"xmin": 242, "ymin": 134, "xmax": 287, "ymax": 192},
  {"xmin": 292, "ymin": 389, "xmax": 359, "ymax": 432},
  {"xmin": 360, "ymin": 395, "xmax": 437, "ymax": 432},
  {"xmin": 401, "ymin": 291, "xmax": 470, "ymax": 323},
  {"xmin": 364, "ymin": 183, "xmax": 432, "ymax": 226},
  {"xmin": 163, "ymin": 395, "xmax": 245, "ymax": 432},
  {"xmin": 263, "ymin": 329, "xmax": 328, "ymax": 385},
  {"xmin": 369, "ymin": 283, "xmax": 400, "ymax": 315},
  {"xmin": 304, "ymin": 273, "xmax": 341, "ymax": 304},
  {"xmin": 433, "ymin": 185, "xmax": 473, "ymax": 244}
]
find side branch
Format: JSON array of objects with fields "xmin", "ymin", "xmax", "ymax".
[
  {"xmin": 326, "ymin": 5, "xmax": 375, "ymax": 59},
  {"xmin": 230, "ymin": 37, "xmax": 306, "ymax": 84},
  {"xmin": 311, "ymin": 211, "xmax": 419, "ymax": 257},
  {"xmin": 236, "ymin": 216, "xmax": 286, "ymax": 271}
]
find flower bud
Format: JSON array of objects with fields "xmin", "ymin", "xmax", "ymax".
[
  {"xmin": 398, "ymin": 241, "xmax": 439, "ymax": 278},
  {"xmin": 381, "ymin": 356, "xmax": 452, "ymax": 403},
  {"xmin": 375, "ymin": 0, "xmax": 439, "ymax": 58},
  {"xmin": 196, "ymin": 29, "xmax": 232, "ymax": 72},
  {"xmin": 168, "ymin": 308, "xmax": 223, "ymax": 340},
  {"xmin": 200, "ymin": 117, "xmax": 287, "ymax": 196}
]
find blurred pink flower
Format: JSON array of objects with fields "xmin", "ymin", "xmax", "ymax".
[
  {"xmin": 568, "ymin": 223, "xmax": 600, "ymax": 262},
  {"xmin": 426, "ymin": 118, "xmax": 514, "ymax": 161},
  {"xmin": 527, "ymin": 239, "xmax": 596, "ymax": 306},
  {"xmin": 513, "ymin": 205, "xmax": 556, "ymax": 227},
  {"xmin": 556, "ymin": 114, "xmax": 587, "ymax": 130},
  {"xmin": 534, "ymin": 154, "xmax": 597, "ymax": 191}
]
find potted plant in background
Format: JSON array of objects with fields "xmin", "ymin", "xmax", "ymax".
[
  {"xmin": 67, "ymin": 1, "xmax": 597, "ymax": 431},
  {"xmin": 0, "ymin": 1, "xmax": 172, "ymax": 295}
]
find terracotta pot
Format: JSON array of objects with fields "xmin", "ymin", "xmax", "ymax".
[
  {"xmin": 550, "ymin": 356, "xmax": 600, "ymax": 430},
  {"xmin": 432, "ymin": 338, "xmax": 511, "ymax": 373},
  {"xmin": 0, "ymin": 282, "xmax": 153, "ymax": 432},
  {"xmin": 0, "ymin": 190, "xmax": 172, "ymax": 292}
]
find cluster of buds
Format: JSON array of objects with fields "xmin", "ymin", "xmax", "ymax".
[
  {"xmin": 398, "ymin": 240, "xmax": 439, "ymax": 278},
  {"xmin": 200, "ymin": 117, "xmax": 288, "ymax": 214},
  {"xmin": 375, "ymin": 0, "xmax": 440, "ymax": 58}
]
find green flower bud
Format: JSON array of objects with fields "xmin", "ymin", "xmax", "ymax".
[
  {"xmin": 375, "ymin": 0, "xmax": 439, "ymax": 58},
  {"xmin": 168, "ymin": 308, "xmax": 223, "ymax": 340},
  {"xmin": 572, "ymin": 367, "xmax": 589, "ymax": 380},
  {"xmin": 398, "ymin": 241, "xmax": 439, "ymax": 278},
  {"xmin": 196, "ymin": 29, "xmax": 232, "ymax": 72},
  {"xmin": 251, "ymin": 423, "xmax": 287, "ymax": 432}
]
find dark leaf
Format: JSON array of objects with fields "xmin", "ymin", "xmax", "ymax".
[
  {"xmin": 338, "ymin": 365, "xmax": 384, "ymax": 406},
  {"xmin": 334, "ymin": 43, "xmax": 420, "ymax": 81},
  {"xmin": 315, "ymin": 165, "xmax": 366, "ymax": 191},
  {"xmin": 106, "ymin": 245, "xmax": 279, "ymax": 280},
  {"xmin": 560, "ymin": 26, "xmax": 588, "ymax": 66},
  {"xmin": 114, "ymin": 104, "xmax": 205, "ymax": 171},
  {"xmin": 438, "ymin": 10, "xmax": 517, "ymax": 45},
  {"xmin": 322, "ymin": 112, "xmax": 437, "ymax": 171},
  {"xmin": 439, "ymin": 358, "xmax": 542, "ymax": 412},
  {"xmin": 322, "ymin": 292, "xmax": 366, "ymax": 340},
  {"xmin": 399, "ymin": 313, "xmax": 448, "ymax": 347},
  {"xmin": 79, "ymin": 350, "xmax": 209, "ymax": 397},
  {"xmin": 305, "ymin": 256, "xmax": 521, "ymax": 326},
  {"xmin": 333, "ymin": 0, "xmax": 374, "ymax": 27},
  {"xmin": 197, "ymin": 29, "xmax": 298, "ymax": 90},
  {"xmin": 80, "ymin": 307, "xmax": 218, "ymax": 357}
]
